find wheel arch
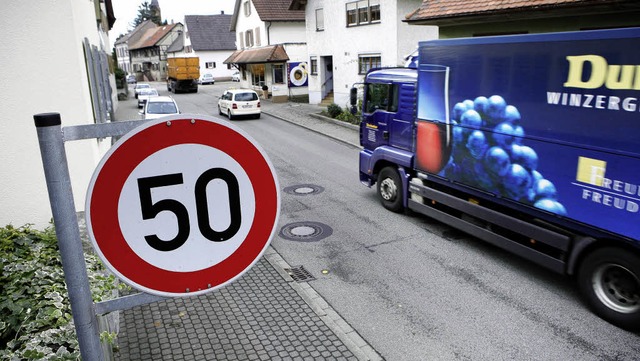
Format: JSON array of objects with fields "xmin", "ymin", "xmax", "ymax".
[{"xmin": 568, "ymin": 236, "xmax": 640, "ymax": 276}]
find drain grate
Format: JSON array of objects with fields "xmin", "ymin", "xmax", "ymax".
[{"xmin": 285, "ymin": 265, "xmax": 316, "ymax": 283}]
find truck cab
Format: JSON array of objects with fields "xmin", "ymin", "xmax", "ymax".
[{"xmin": 359, "ymin": 68, "xmax": 417, "ymax": 201}]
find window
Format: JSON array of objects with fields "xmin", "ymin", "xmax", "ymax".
[
  {"xmin": 249, "ymin": 64, "xmax": 264, "ymax": 86},
  {"xmin": 239, "ymin": 32, "xmax": 245, "ymax": 49},
  {"xmin": 364, "ymin": 83, "xmax": 398, "ymax": 113},
  {"xmin": 273, "ymin": 64, "xmax": 284, "ymax": 84},
  {"xmin": 359, "ymin": 54, "xmax": 381, "ymax": 74},
  {"xmin": 245, "ymin": 30, "xmax": 254, "ymax": 48},
  {"xmin": 310, "ymin": 57, "xmax": 318, "ymax": 75},
  {"xmin": 206, "ymin": 62, "xmax": 216, "ymax": 69},
  {"xmin": 255, "ymin": 27, "xmax": 261, "ymax": 46},
  {"xmin": 316, "ymin": 8, "xmax": 324, "ymax": 31},
  {"xmin": 346, "ymin": 0, "xmax": 380, "ymax": 27},
  {"xmin": 185, "ymin": 45, "xmax": 193, "ymax": 53},
  {"xmin": 243, "ymin": 1, "xmax": 251, "ymax": 16}
]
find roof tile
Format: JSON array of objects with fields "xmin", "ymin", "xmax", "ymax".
[
  {"xmin": 185, "ymin": 15, "xmax": 236, "ymax": 51},
  {"xmin": 406, "ymin": 0, "xmax": 634, "ymax": 21},
  {"xmin": 252, "ymin": 0, "xmax": 305, "ymax": 21}
]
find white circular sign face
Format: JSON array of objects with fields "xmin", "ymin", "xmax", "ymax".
[
  {"xmin": 85, "ymin": 115, "xmax": 279, "ymax": 297},
  {"xmin": 117, "ymin": 144, "xmax": 256, "ymax": 272}
]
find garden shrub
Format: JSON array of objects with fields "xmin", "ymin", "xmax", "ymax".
[
  {"xmin": 327, "ymin": 103, "xmax": 342, "ymax": 118},
  {"xmin": 0, "ymin": 224, "xmax": 119, "ymax": 360}
]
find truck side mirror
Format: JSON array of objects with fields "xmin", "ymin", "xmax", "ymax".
[{"xmin": 350, "ymin": 88, "xmax": 358, "ymax": 115}]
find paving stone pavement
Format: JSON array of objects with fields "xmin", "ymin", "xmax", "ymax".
[{"xmin": 112, "ymin": 99, "xmax": 380, "ymax": 361}]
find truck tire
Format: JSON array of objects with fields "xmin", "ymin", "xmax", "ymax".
[
  {"xmin": 577, "ymin": 247, "xmax": 640, "ymax": 331},
  {"xmin": 377, "ymin": 167, "xmax": 403, "ymax": 212}
]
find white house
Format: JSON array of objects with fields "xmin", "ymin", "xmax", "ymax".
[
  {"xmin": 0, "ymin": 1, "xmax": 117, "ymax": 229},
  {"xmin": 182, "ymin": 14, "xmax": 237, "ymax": 81},
  {"xmin": 290, "ymin": 0, "xmax": 437, "ymax": 107},
  {"xmin": 226, "ymin": 0, "xmax": 308, "ymax": 102},
  {"xmin": 114, "ymin": 20, "xmax": 157, "ymax": 76}
]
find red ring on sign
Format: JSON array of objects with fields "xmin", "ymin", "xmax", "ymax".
[{"xmin": 88, "ymin": 118, "xmax": 278, "ymax": 295}]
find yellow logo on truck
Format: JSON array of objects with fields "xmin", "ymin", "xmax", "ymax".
[
  {"xmin": 576, "ymin": 157, "xmax": 607, "ymax": 186},
  {"xmin": 564, "ymin": 55, "xmax": 640, "ymax": 90}
]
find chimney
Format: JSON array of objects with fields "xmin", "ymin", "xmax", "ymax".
[{"xmin": 221, "ymin": 10, "xmax": 225, "ymax": 15}]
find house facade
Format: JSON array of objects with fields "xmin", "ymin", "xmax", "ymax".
[
  {"xmin": 0, "ymin": 0, "xmax": 117, "ymax": 229},
  {"xmin": 129, "ymin": 23, "xmax": 184, "ymax": 82},
  {"xmin": 183, "ymin": 14, "xmax": 237, "ymax": 81},
  {"xmin": 114, "ymin": 20, "xmax": 157, "ymax": 76},
  {"xmin": 225, "ymin": 0, "xmax": 307, "ymax": 102},
  {"xmin": 290, "ymin": 0, "xmax": 436, "ymax": 107},
  {"xmin": 404, "ymin": 0, "xmax": 640, "ymax": 37}
]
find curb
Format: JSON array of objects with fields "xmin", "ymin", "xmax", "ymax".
[
  {"xmin": 262, "ymin": 110, "xmax": 362, "ymax": 149},
  {"xmin": 263, "ymin": 247, "xmax": 384, "ymax": 361}
]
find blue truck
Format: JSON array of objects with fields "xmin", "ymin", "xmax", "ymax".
[{"xmin": 355, "ymin": 28, "xmax": 640, "ymax": 330}]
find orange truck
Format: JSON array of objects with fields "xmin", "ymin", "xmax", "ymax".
[{"xmin": 166, "ymin": 57, "xmax": 200, "ymax": 93}]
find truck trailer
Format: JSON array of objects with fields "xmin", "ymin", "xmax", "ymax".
[
  {"xmin": 355, "ymin": 28, "xmax": 640, "ymax": 330},
  {"xmin": 166, "ymin": 57, "xmax": 199, "ymax": 94}
]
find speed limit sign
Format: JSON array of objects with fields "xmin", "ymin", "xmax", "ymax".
[{"xmin": 85, "ymin": 115, "xmax": 280, "ymax": 297}]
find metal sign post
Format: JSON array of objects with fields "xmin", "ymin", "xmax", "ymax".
[{"xmin": 34, "ymin": 113, "xmax": 104, "ymax": 361}]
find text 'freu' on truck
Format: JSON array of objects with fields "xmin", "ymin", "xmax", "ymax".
[{"xmin": 353, "ymin": 27, "xmax": 640, "ymax": 331}]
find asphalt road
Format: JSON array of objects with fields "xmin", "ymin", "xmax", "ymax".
[{"xmin": 117, "ymin": 82, "xmax": 640, "ymax": 360}]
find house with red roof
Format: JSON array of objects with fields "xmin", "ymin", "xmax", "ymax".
[
  {"xmin": 225, "ymin": 0, "xmax": 308, "ymax": 102},
  {"xmin": 405, "ymin": 0, "xmax": 640, "ymax": 37},
  {"xmin": 129, "ymin": 23, "xmax": 184, "ymax": 82}
]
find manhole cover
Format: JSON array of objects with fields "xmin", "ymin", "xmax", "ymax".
[
  {"xmin": 284, "ymin": 265, "xmax": 315, "ymax": 282},
  {"xmin": 283, "ymin": 184, "xmax": 325, "ymax": 196},
  {"xmin": 279, "ymin": 221, "xmax": 333, "ymax": 242}
]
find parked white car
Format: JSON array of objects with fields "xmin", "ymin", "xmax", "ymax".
[
  {"xmin": 231, "ymin": 71, "xmax": 241, "ymax": 82},
  {"xmin": 139, "ymin": 96, "xmax": 180, "ymax": 120},
  {"xmin": 217, "ymin": 89, "xmax": 261, "ymax": 120},
  {"xmin": 137, "ymin": 88, "xmax": 158, "ymax": 108},
  {"xmin": 199, "ymin": 73, "xmax": 215, "ymax": 85},
  {"xmin": 134, "ymin": 83, "xmax": 151, "ymax": 99}
]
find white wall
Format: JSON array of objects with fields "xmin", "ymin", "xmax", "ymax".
[
  {"xmin": 198, "ymin": 51, "xmax": 237, "ymax": 79},
  {"xmin": 269, "ymin": 22, "xmax": 307, "ymax": 44},
  {"xmin": 304, "ymin": 0, "xmax": 436, "ymax": 107},
  {"xmin": 0, "ymin": 1, "xmax": 111, "ymax": 229}
]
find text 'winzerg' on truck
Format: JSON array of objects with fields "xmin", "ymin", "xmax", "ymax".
[{"xmin": 353, "ymin": 28, "xmax": 640, "ymax": 331}]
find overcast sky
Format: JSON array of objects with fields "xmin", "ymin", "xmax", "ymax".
[{"xmin": 110, "ymin": 0, "xmax": 236, "ymax": 42}]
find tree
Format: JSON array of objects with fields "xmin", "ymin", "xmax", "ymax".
[{"xmin": 131, "ymin": 1, "xmax": 162, "ymax": 28}]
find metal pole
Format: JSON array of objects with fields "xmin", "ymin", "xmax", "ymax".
[{"xmin": 34, "ymin": 113, "xmax": 104, "ymax": 361}]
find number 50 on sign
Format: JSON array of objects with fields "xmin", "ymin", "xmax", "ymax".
[{"xmin": 85, "ymin": 116, "xmax": 280, "ymax": 297}]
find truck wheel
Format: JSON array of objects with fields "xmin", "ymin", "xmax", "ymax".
[
  {"xmin": 377, "ymin": 167, "xmax": 403, "ymax": 212},
  {"xmin": 577, "ymin": 247, "xmax": 640, "ymax": 331}
]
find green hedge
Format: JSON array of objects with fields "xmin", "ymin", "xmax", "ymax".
[{"xmin": 0, "ymin": 225, "xmax": 119, "ymax": 360}]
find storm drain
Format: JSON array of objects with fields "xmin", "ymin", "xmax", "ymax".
[
  {"xmin": 284, "ymin": 265, "xmax": 316, "ymax": 283},
  {"xmin": 283, "ymin": 184, "xmax": 325, "ymax": 196},
  {"xmin": 279, "ymin": 221, "xmax": 333, "ymax": 242}
]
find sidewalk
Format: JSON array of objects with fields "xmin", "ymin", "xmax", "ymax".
[
  {"xmin": 260, "ymin": 100, "xmax": 361, "ymax": 149},
  {"xmin": 112, "ymin": 99, "xmax": 379, "ymax": 360}
]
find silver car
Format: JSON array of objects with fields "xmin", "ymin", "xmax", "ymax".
[
  {"xmin": 137, "ymin": 88, "xmax": 159, "ymax": 108},
  {"xmin": 134, "ymin": 83, "xmax": 151, "ymax": 99}
]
